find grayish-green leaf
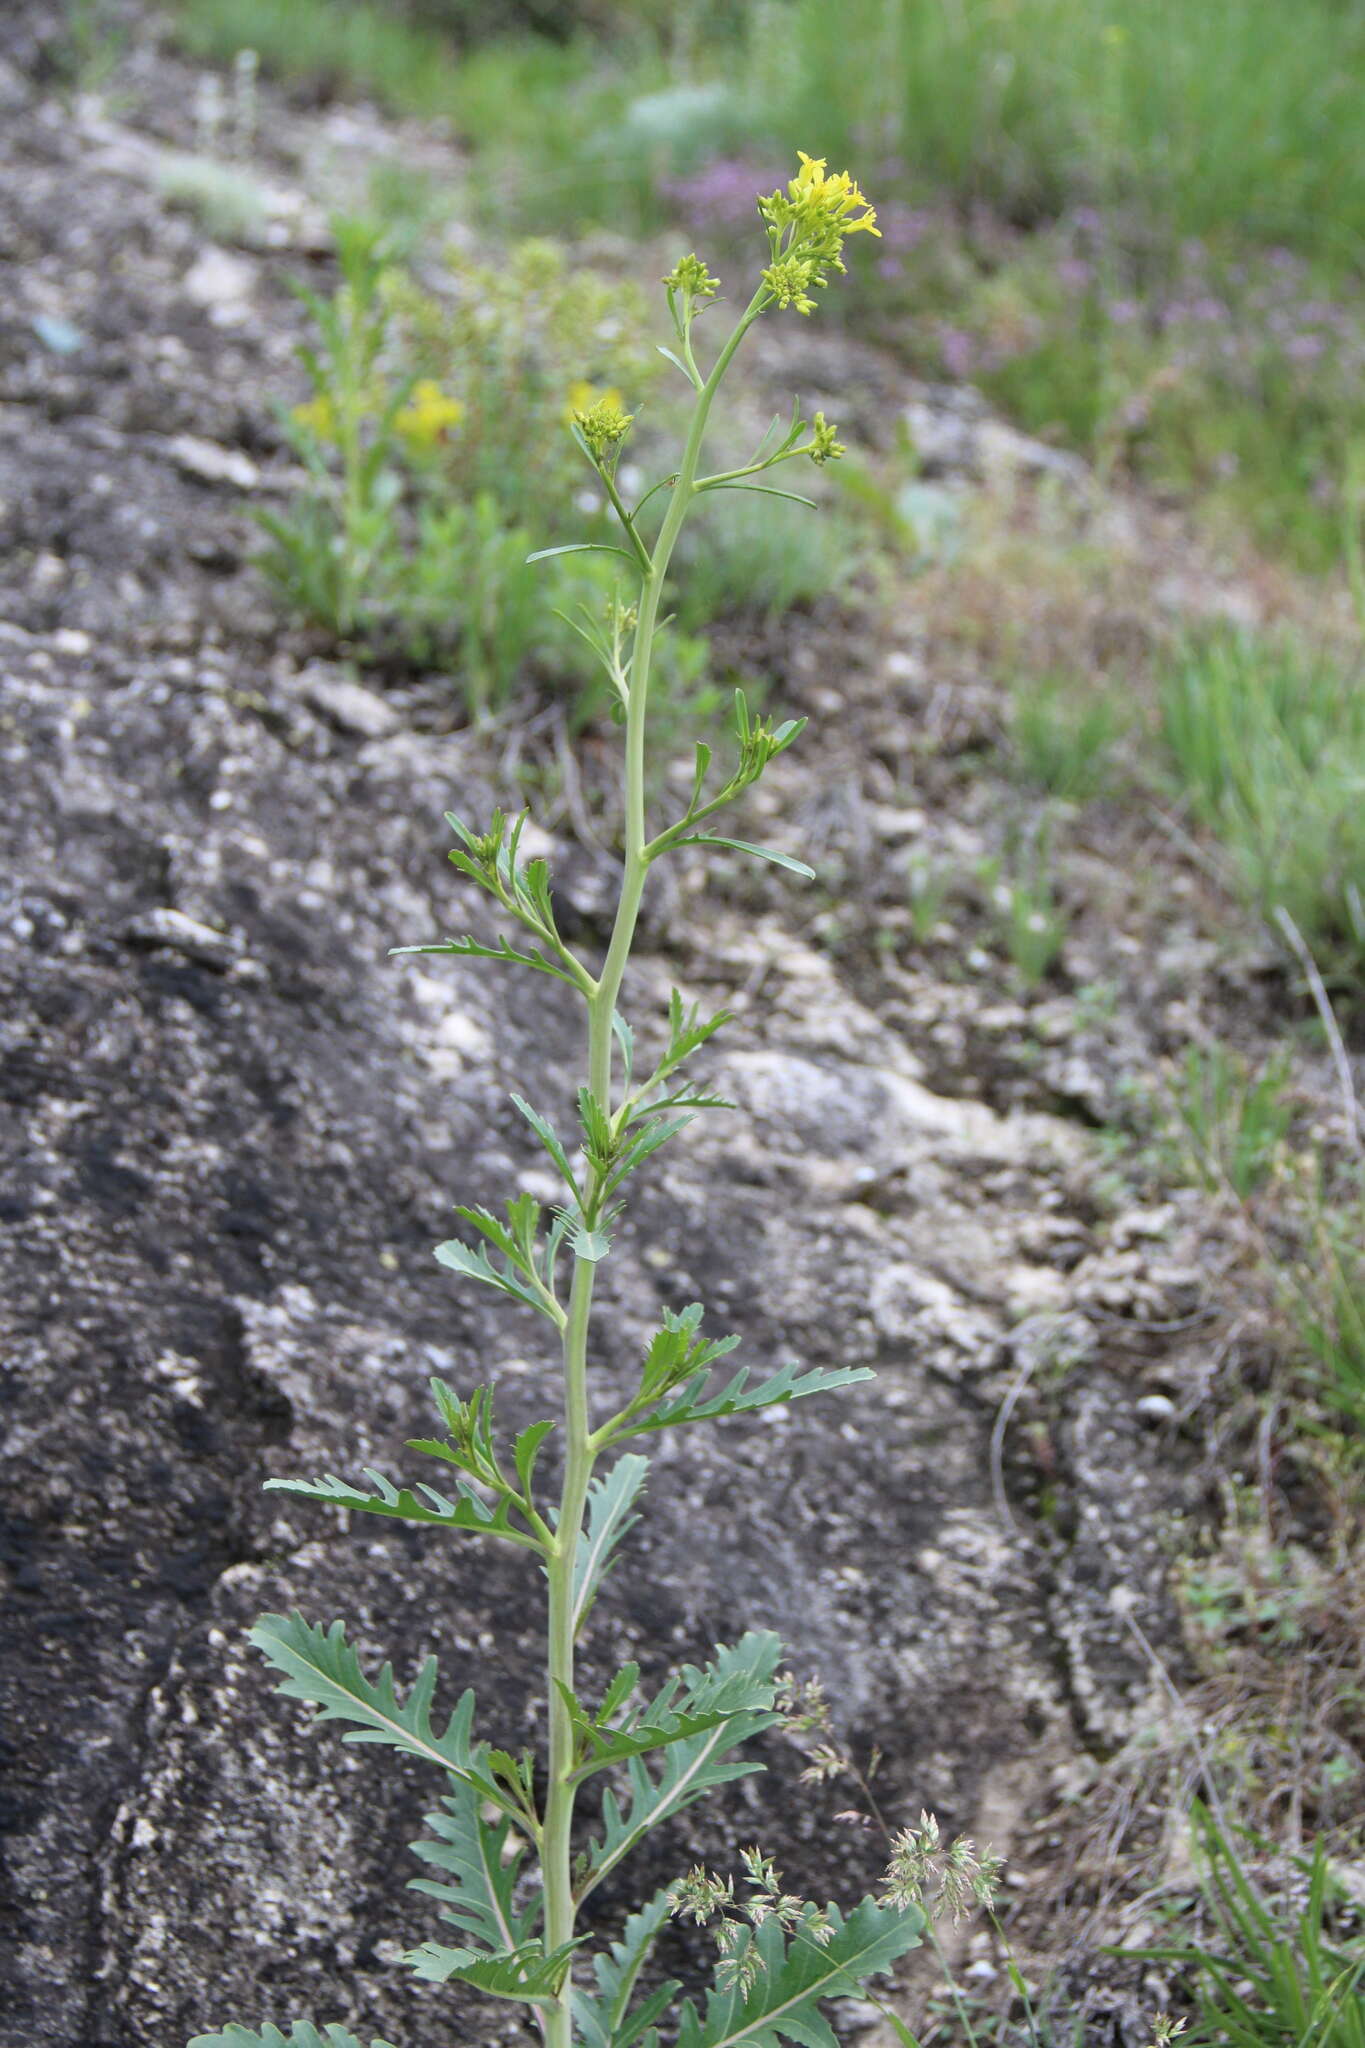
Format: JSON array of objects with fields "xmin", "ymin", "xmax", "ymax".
[
  {"xmin": 188, "ymin": 2025, "xmax": 395, "ymax": 2048},
  {"xmin": 674, "ymin": 836, "xmax": 816, "ymax": 881},
  {"xmin": 511, "ymin": 1094, "xmax": 580, "ymax": 1193},
  {"xmin": 612, "ymin": 1010, "xmax": 635, "ymax": 1091},
  {"xmin": 573, "ymin": 1455, "xmax": 650, "ymax": 1633},
  {"xmin": 264, "ymin": 1468, "xmax": 537, "ymax": 1548},
  {"xmin": 433, "ymin": 1234, "xmax": 550, "ymax": 1322}
]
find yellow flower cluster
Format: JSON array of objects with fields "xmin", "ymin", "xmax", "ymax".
[
  {"xmin": 565, "ymin": 380, "xmax": 624, "ymax": 422},
  {"xmin": 570, "ymin": 384, "xmax": 634, "ymax": 463},
  {"xmin": 394, "ymin": 379, "xmax": 465, "ymax": 451},
  {"xmin": 758, "ymin": 151, "xmax": 879, "ymax": 317},
  {"xmin": 290, "ymin": 379, "xmax": 465, "ymax": 455},
  {"xmin": 291, "ymin": 393, "xmax": 339, "ymax": 442}
]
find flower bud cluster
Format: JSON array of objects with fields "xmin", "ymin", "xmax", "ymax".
[
  {"xmin": 664, "ymin": 253, "xmax": 721, "ymax": 301},
  {"xmin": 573, "ymin": 392, "xmax": 635, "ymax": 465}
]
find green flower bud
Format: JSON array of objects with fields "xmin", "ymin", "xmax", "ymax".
[
  {"xmin": 761, "ymin": 256, "xmax": 820, "ymax": 316},
  {"xmin": 664, "ymin": 253, "xmax": 721, "ymax": 300},
  {"xmin": 573, "ymin": 394, "xmax": 635, "ymax": 463},
  {"xmin": 808, "ymin": 412, "xmax": 845, "ymax": 465}
]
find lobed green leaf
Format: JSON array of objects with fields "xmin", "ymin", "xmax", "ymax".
[
  {"xmin": 572, "ymin": 1455, "xmax": 650, "ymax": 1634},
  {"xmin": 188, "ymin": 2026, "xmax": 394, "ymax": 2048},
  {"xmin": 675, "ymin": 1897, "xmax": 924, "ymax": 2048},
  {"xmin": 580, "ymin": 1632, "xmax": 784, "ymax": 1899},
  {"xmin": 408, "ymin": 1775, "xmax": 538, "ymax": 1956},
  {"xmin": 264, "ymin": 1467, "xmax": 537, "ymax": 1548},
  {"xmin": 249, "ymin": 1612, "xmax": 512, "ymax": 1815},
  {"xmin": 391, "ymin": 931, "xmax": 583, "ymax": 986},
  {"xmin": 566, "ymin": 1639, "xmax": 784, "ymax": 1784},
  {"xmin": 612, "ymin": 1360, "xmax": 875, "ymax": 1444},
  {"xmin": 574, "ymin": 1889, "xmax": 679, "ymax": 2048},
  {"xmin": 402, "ymin": 1937, "xmax": 579, "ymax": 2003}
]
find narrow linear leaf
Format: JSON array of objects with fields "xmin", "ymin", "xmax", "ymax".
[
  {"xmin": 698, "ymin": 482, "xmax": 818, "ymax": 510},
  {"xmin": 673, "ymin": 836, "xmax": 816, "ymax": 881},
  {"xmin": 655, "ymin": 343, "xmax": 699, "ymax": 384},
  {"xmin": 612, "ymin": 1009, "xmax": 636, "ymax": 1091},
  {"xmin": 527, "ymin": 542, "xmax": 639, "ymax": 565}
]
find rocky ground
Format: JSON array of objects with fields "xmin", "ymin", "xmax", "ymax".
[{"xmin": 1, "ymin": 10, "xmax": 1356, "ymax": 2048}]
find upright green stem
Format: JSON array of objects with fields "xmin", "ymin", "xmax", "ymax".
[{"xmin": 540, "ymin": 288, "xmax": 768, "ymax": 2048}]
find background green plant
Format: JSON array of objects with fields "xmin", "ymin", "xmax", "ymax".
[
  {"xmin": 1159, "ymin": 631, "xmax": 1365, "ymax": 989},
  {"xmin": 1138, "ymin": 1806, "xmax": 1365, "ymax": 2048}
]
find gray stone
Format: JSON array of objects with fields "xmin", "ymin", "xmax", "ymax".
[{"xmin": 299, "ymin": 667, "xmax": 403, "ymax": 739}]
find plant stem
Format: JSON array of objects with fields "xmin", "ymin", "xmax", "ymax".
[{"xmin": 539, "ymin": 289, "xmax": 767, "ymax": 2048}]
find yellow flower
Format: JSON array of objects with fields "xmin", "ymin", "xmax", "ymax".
[
  {"xmin": 394, "ymin": 379, "xmax": 465, "ymax": 451},
  {"xmin": 291, "ymin": 393, "xmax": 339, "ymax": 442},
  {"xmin": 756, "ymin": 151, "xmax": 879, "ymax": 315},
  {"xmin": 564, "ymin": 379, "xmax": 623, "ymax": 424},
  {"xmin": 787, "ymin": 152, "xmax": 879, "ymax": 238}
]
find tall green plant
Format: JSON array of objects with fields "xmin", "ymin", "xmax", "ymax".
[{"xmin": 192, "ymin": 156, "xmax": 932, "ymax": 2048}]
